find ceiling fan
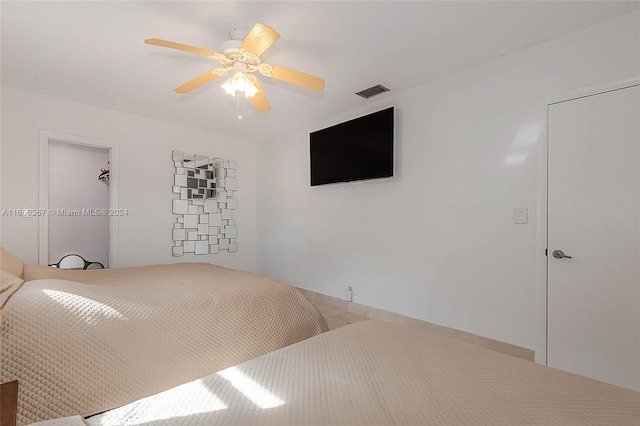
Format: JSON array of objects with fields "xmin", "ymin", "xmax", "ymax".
[{"xmin": 145, "ymin": 22, "xmax": 325, "ymax": 113}]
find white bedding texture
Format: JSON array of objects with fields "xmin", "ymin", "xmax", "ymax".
[
  {"xmin": 34, "ymin": 320, "xmax": 640, "ymax": 426},
  {"xmin": 0, "ymin": 258, "xmax": 327, "ymax": 425}
]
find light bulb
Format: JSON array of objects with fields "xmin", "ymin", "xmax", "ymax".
[
  {"xmin": 244, "ymin": 81, "xmax": 259, "ymax": 98},
  {"xmin": 222, "ymin": 78, "xmax": 236, "ymax": 96},
  {"xmin": 231, "ymin": 72, "xmax": 250, "ymax": 92},
  {"xmin": 222, "ymin": 71, "xmax": 260, "ymax": 98}
]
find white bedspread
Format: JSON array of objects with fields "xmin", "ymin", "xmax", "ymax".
[
  {"xmin": 84, "ymin": 320, "xmax": 639, "ymax": 425},
  {"xmin": 0, "ymin": 263, "xmax": 327, "ymax": 425}
]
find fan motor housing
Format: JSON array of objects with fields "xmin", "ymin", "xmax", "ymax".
[{"xmin": 220, "ymin": 39, "xmax": 242, "ymax": 52}]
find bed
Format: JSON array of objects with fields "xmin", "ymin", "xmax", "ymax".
[
  {"xmin": 34, "ymin": 320, "xmax": 640, "ymax": 426},
  {"xmin": 0, "ymin": 248, "xmax": 328, "ymax": 425}
]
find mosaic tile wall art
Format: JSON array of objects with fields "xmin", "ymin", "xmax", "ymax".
[{"xmin": 171, "ymin": 151, "xmax": 237, "ymax": 256}]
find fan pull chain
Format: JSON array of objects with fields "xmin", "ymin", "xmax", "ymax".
[
  {"xmin": 236, "ymin": 93, "xmax": 241, "ymax": 190},
  {"xmin": 237, "ymin": 92, "xmax": 243, "ymax": 120},
  {"xmin": 237, "ymin": 99, "xmax": 241, "ymax": 162}
]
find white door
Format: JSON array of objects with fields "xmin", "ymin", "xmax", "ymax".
[{"xmin": 547, "ymin": 84, "xmax": 639, "ymax": 391}]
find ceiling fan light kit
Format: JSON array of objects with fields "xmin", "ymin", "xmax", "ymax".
[
  {"xmin": 221, "ymin": 62, "xmax": 259, "ymax": 98},
  {"xmin": 145, "ymin": 22, "xmax": 325, "ymax": 113}
]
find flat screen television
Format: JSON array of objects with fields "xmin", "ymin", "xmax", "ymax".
[{"xmin": 310, "ymin": 107, "xmax": 394, "ymax": 186}]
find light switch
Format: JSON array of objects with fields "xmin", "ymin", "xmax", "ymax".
[{"xmin": 514, "ymin": 208, "xmax": 528, "ymax": 224}]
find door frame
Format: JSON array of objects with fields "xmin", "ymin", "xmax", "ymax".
[
  {"xmin": 535, "ymin": 76, "xmax": 640, "ymax": 365},
  {"xmin": 38, "ymin": 131, "xmax": 120, "ymax": 267}
]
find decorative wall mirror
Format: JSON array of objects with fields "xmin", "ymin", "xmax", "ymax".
[{"xmin": 172, "ymin": 151, "xmax": 238, "ymax": 256}]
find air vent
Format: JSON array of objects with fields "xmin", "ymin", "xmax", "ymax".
[{"xmin": 355, "ymin": 84, "xmax": 390, "ymax": 99}]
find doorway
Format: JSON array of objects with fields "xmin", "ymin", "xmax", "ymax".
[
  {"xmin": 546, "ymin": 83, "xmax": 639, "ymax": 391},
  {"xmin": 48, "ymin": 141, "xmax": 110, "ymax": 267},
  {"xmin": 38, "ymin": 131, "xmax": 119, "ymax": 268}
]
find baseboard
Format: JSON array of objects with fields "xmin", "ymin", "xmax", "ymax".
[{"xmin": 298, "ymin": 288, "xmax": 535, "ymax": 362}]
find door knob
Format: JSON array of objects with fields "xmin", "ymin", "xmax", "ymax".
[{"xmin": 552, "ymin": 249, "xmax": 572, "ymax": 259}]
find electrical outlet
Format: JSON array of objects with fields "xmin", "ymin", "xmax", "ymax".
[{"xmin": 346, "ymin": 286, "xmax": 354, "ymax": 302}]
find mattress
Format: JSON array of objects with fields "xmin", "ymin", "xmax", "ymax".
[
  {"xmin": 0, "ymin": 263, "xmax": 328, "ymax": 425},
  {"xmin": 66, "ymin": 320, "xmax": 640, "ymax": 425}
]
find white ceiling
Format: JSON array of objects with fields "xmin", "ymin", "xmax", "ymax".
[{"xmin": 2, "ymin": 1, "xmax": 638, "ymax": 141}]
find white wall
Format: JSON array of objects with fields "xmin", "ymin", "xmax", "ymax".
[
  {"xmin": 48, "ymin": 141, "xmax": 110, "ymax": 267},
  {"xmin": 256, "ymin": 12, "xmax": 640, "ymax": 358},
  {"xmin": 0, "ymin": 87, "xmax": 257, "ymax": 272}
]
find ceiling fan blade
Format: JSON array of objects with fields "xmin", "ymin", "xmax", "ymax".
[
  {"xmin": 249, "ymin": 79, "xmax": 272, "ymax": 113},
  {"xmin": 240, "ymin": 23, "xmax": 281, "ymax": 57},
  {"xmin": 145, "ymin": 38, "xmax": 223, "ymax": 58},
  {"xmin": 263, "ymin": 64, "xmax": 325, "ymax": 91},
  {"xmin": 174, "ymin": 68, "xmax": 228, "ymax": 93}
]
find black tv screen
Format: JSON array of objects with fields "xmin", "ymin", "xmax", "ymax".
[{"xmin": 310, "ymin": 107, "xmax": 394, "ymax": 186}]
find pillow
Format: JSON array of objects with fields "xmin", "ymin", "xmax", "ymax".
[
  {"xmin": 0, "ymin": 270, "xmax": 24, "ymax": 308},
  {"xmin": 0, "ymin": 247, "xmax": 24, "ymax": 278}
]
